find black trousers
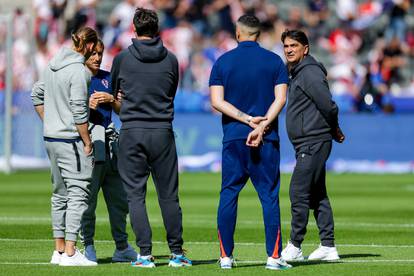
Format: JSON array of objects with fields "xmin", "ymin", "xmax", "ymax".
[
  {"xmin": 289, "ymin": 140, "xmax": 335, "ymax": 247},
  {"xmin": 118, "ymin": 128, "xmax": 183, "ymax": 256}
]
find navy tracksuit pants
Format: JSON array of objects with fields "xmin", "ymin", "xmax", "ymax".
[{"xmin": 217, "ymin": 140, "xmax": 283, "ymax": 258}]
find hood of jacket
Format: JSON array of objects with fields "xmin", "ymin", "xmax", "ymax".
[
  {"xmin": 49, "ymin": 47, "xmax": 85, "ymax": 72},
  {"xmin": 290, "ymin": 55, "xmax": 327, "ymax": 79},
  {"xmin": 128, "ymin": 37, "xmax": 168, "ymax": 63}
]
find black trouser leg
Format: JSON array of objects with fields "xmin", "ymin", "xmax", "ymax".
[
  {"xmin": 149, "ymin": 129, "xmax": 183, "ymax": 255},
  {"xmin": 311, "ymin": 142, "xmax": 335, "ymax": 247},
  {"xmin": 118, "ymin": 128, "xmax": 152, "ymax": 256},
  {"xmin": 290, "ymin": 141, "xmax": 334, "ymax": 247}
]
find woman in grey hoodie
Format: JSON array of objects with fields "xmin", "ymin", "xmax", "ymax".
[{"xmin": 31, "ymin": 26, "xmax": 98, "ymax": 266}]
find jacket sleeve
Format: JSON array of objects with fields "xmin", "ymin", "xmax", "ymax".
[
  {"xmin": 111, "ymin": 52, "xmax": 123, "ymax": 93},
  {"xmin": 69, "ymin": 66, "xmax": 89, "ymax": 124},
  {"xmin": 31, "ymin": 77, "xmax": 45, "ymax": 106},
  {"xmin": 300, "ymin": 66, "xmax": 339, "ymax": 128},
  {"xmin": 170, "ymin": 53, "xmax": 179, "ymax": 97}
]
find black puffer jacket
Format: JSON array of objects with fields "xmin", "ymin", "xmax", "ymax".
[{"xmin": 286, "ymin": 55, "xmax": 339, "ymax": 148}]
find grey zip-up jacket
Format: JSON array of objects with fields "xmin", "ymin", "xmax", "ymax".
[
  {"xmin": 31, "ymin": 47, "xmax": 91, "ymax": 139},
  {"xmin": 286, "ymin": 55, "xmax": 339, "ymax": 148}
]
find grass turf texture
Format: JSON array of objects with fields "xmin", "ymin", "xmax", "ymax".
[{"xmin": 0, "ymin": 171, "xmax": 413, "ymax": 275}]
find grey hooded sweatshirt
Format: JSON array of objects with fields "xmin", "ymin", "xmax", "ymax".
[
  {"xmin": 286, "ymin": 55, "xmax": 339, "ymax": 148},
  {"xmin": 32, "ymin": 47, "xmax": 91, "ymax": 139}
]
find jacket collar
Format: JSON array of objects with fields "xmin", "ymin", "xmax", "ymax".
[{"xmin": 238, "ymin": 41, "xmax": 259, "ymax": 48}]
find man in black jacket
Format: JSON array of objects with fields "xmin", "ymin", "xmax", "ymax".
[
  {"xmin": 111, "ymin": 7, "xmax": 191, "ymax": 268},
  {"xmin": 280, "ymin": 30, "xmax": 345, "ymax": 261}
]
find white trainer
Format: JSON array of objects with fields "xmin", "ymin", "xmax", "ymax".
[
  {"xmin": 112, "ymin": 244, "xmax": 138, "ymax": 262},
  {"xmin": 59, "ymin": 249, "xmax": 98, "ymax": 266},
  {"xmin": 84, "ymin": 245, "xmax": 97, "ymax": 262},
  {"xmin": 308, "ymin": 245, "xmax": 340, "ymax": 261},
  {"xmin": 265, "ymin": 257, "xmax": 292, "ymax": 270},
  {"xmin": 50, "ymin": 250, "xmax": 62, "ymax": 265},
  {"xmin": 281, "ymin": 241, "xmax": 304, "ymax": 261},
  {"xmin": 219, "ymin": 256, "xmax": 234, "ymax": 269}
]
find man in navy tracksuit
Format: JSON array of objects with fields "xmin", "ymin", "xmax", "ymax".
[{"xmin": 209, "ymin": 14, "xmax": 291, "ymax": 270}]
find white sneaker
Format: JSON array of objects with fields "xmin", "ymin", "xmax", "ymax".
[
  {"xmin": 59, "ymin": 249, "xmax": 98, "ymax": 266},
  {"xmin": 50, "ymin": 250, "xmax": 62, "ymax": 265},
  {"xmin": 266, "ymin": 257, "xmax": 292, "ymax": 270},
  {"xmin": 281, "ymin": 241, "xmax": 304, "ymax": 261},
  {"xmin": 112, "ymin": 244, "xmax": 138, "ymax": 262},
  {"xmin": 85, "ymin": 245, "xmax": 97, "ymax": 262},
  {"xmin": 308, "ymin": 244, "xmax": 340, "ymax": 261},
  {"xmin": 219, "ymin": 256, "xmax": 234, "ymax": 269}
]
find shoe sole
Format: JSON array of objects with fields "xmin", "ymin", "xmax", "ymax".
[
  {"xmin": 265, "ymin": 265, "xmax": 292, "ymax": 270},
  {"xmin": 308, "ymin": 255, "xmax": 340, "ymax": 261},
  {"xmin": 168, "ymin": 262, "xmax": 192, "ymax": 267},
  {"xmin": 282, "ymin": 256, "xmax": 304, "ymax": 262},
  {"xmin": 59, "ymin": 263, "xmax": 97, "ymax": 266},
  {"xmin": 131, "ymin": 264, "xmax": 155, "ymax": 268}
]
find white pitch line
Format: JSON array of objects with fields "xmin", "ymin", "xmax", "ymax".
[
  {"xmin": 0, "ymin": 262, "xmax": 51, "ymax": 265},
  {"xmin": 1, "ymin": 238, "xmax": 414, "ymax": 248},
  {"xmin": 235, "ymin": 259, "xmax": 414, "ymax": 264},
  {"xmin": 1, "ymin": 216, "xmax": 414, "ymax": 229},
  {"xmin": 1, "ymin": 260, "xmax": 414, "ymax": 266}
]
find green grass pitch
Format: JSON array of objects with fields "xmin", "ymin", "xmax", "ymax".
[{"xmin": 0, "ymin": 171, "xmax": 413, "ymax": 275}]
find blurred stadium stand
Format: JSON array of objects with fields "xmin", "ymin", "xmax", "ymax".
[{"xmin": 0, "ymin": 0, "xmax": 413, "ymax": 172}]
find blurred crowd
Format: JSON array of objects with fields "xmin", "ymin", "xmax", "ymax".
[{"xmin": 0, "ymin": 0, "xmax": 414, "ymax": 113}]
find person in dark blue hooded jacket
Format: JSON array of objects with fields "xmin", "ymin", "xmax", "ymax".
[{"xmin": 110, "ymin": 7, "xmax": 191, "ymax": 268}]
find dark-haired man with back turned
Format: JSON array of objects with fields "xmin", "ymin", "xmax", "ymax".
[
  {"xmin": 111, "ymin": 7, "xmax": 192, "ymax": 268},
  {"xmin": 210, "ymin": 14, "xmax": 291, "ymax": 270}
]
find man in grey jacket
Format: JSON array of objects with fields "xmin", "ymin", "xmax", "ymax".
[
  {"xmin": 280, "ymin": 30, "xmax": 345, "ymax": 262},
  {"xmin": 31, "ymin": 27, "xmax": 98, "ymax": 266}
]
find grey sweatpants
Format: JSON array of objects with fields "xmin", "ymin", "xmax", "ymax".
[
  {"xmin": 80, "ymin": 150, "xmax": 129, "ymax": 250},
  {"xmin": 45, "ymin": 139, "xmax": 93, "ymax": 241}
]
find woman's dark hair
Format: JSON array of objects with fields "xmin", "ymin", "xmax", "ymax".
[
  {"xmin": 133, "ymin": 7, "xmax": 159, "ymax": 38},
  {"xmin": 281, "ymin": 29, "xmax": 309, "ymax": 47}
]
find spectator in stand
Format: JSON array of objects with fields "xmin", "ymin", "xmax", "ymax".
[
  {"xmin": 385, "ymin": 0, "xmax": 411, "ymax": 43},
  {"xmin": 381, "ymin": 37, "xmax": 406, "ymax": 86},
  {"xmin": 33, "ymin": 0, "xmax": 53, "ymax": 47},
  {"xmin": 355, "ymin": 64, "xmax": 387, "ymax": 112},
  {"xmin": 304, "ymin": 0, "xmax": 330, "ymax": 42},
  {"xmin": 336, "ymin": 0, "xmax": 357, "ymax": 25},
  {"xmin": 285, "ymin": 7, "xmax": 305, "ymax": 31},
  {"xmin": 353, "ymin": 0, "xmax": 383, "ymax": 30},
  {"xmin": 110, "ymin": 0, "xmax": 137, "ymax": 32}
]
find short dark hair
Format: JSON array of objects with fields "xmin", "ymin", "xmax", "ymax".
[
  {"xmin": 237, "ymin": 14, "xmax": 261, "ymax": 30},
  {"xmin": 133, "ymin": 7, "xmax": 159, "ymax": 38},
  {"xmin": 281, "ymin": 29, "xmax": 309, "ymax": 47}
]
